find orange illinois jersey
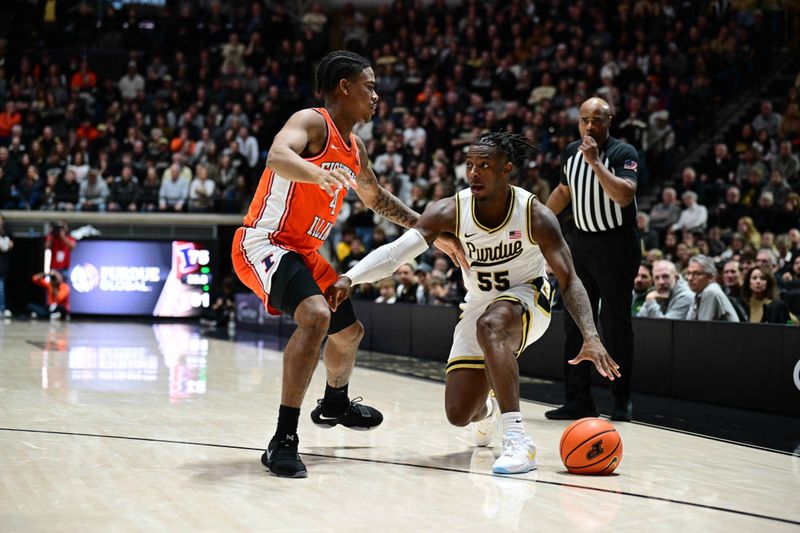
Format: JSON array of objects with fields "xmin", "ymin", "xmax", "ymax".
[{"xmin": 242, "ymin": 107, "xmax": 361, "ymax": 253}]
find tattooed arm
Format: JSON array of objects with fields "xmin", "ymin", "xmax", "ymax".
[
  {"xmin": 353, "ymin": 136, "xmax": 419, "ymax": 228},
  {"xmin": 353, "ymin": 136, "xmax": 468, "ymax": 268},
  {"xmin": 530, "ymin": 198, "xmax": 621, "ymax": 380}
]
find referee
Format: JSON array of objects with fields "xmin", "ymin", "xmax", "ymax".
[{"xmin": 545, "ymin": 97, "xmax": 641, "ymax": 421}]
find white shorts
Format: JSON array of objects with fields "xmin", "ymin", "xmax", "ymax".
[
  {"xmin": 232, "ymin": 227, "xmax": 339, "ymax": 314},
  {"xmin": 446, "ymin": 279, "xmax": 553, "ymax": 374}
]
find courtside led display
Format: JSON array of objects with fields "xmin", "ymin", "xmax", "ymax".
[{"xmin": 68, "ymin": 240, "xmax": 212, "ymax": 317}]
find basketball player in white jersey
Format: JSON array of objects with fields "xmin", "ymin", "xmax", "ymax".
[{"xmin": 326, "ymin": 133, "xmax": 619, "ymax": 474}]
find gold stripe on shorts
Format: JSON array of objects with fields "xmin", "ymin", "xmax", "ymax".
[
  {"xmin": 491, "ymin": 295, "xmax": 533, "ymax": 357},
  {"xmin": 446, "ymin": 355, "xmax": 485, "ymax": 374},
  {"xmin": 527, "ymin": 277, "xmax": 553, "ymax": 317}
]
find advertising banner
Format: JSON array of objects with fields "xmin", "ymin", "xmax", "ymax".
[{"xmin": 68, "ymin": 240, "xmax": 212, "ymax": 317}]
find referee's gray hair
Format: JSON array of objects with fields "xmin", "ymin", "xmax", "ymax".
[{"xmin": 688, "ymin": 254, "xmax": 717, "ymax": 276}]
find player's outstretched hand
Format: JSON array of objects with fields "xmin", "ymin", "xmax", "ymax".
[
  {"xmin": 316, "ymin": 167, "xmax": 358, "ymax": 196},
  {"xmin": 569, "ymin": 337, "xmax": 621, "ymax": 381},
  {"xmin": 433, "ymin": 233, "xmax": 470, "ymax": 271},
  {"xmin": 325, "ymin": 276, "xmax": 352, "ymax": 311}
]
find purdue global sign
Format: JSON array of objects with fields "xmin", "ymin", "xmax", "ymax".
[{"xmin": 68, "ymin": 240, "xmax": 212, "ymax": 317}]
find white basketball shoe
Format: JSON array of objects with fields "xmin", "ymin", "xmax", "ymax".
[
  {"xmin": 492, "ymin": 433, "xmax": 537, "ymax": 474},
  {"xmin": 471, "ymin": 394, "xmax": 500, "ymax": 447}
]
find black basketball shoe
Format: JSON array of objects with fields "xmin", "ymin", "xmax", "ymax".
[
  {"xmin": 310, "ymin": 396, "xmax": 384, "ymax": 430},
  {"xmin": 261, "ymin": 434, "xmax": 307, "ymax": 478}
]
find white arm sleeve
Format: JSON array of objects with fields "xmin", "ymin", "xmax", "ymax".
[{"xmin": 345, "ymin": 229, "xmax": 430, "ymax": 286}]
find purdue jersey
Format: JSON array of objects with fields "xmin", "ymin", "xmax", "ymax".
[
  {"xmin": 455, "ymin": 185, "xmax": 546, "ymax": 303},
  {"xmin": 446, "ymin": 185, "xmax": 552, "ymax": 374}
]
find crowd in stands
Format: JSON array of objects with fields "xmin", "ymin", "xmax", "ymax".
[
  {"xmin": 0, "ymin": 1, "xmax": 796, "ymax": 322},
  {"xmin": 631, "ymin": 72, "xmax": 800, "ymax": 323}
]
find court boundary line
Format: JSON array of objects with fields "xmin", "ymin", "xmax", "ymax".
[
  {"xmin": 2, "ymin": 426, "xmax": 798, "ymax": 527},
  {"xmin": 351, "ymin": 360, "xmax": 797, "ymax": 457}
]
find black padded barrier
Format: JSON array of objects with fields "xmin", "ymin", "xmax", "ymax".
[{"xmin": 237, "ymin": 299, "xmax": 800, "ymax": 416}]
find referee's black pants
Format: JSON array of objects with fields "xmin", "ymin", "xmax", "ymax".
[{"xmin": 562, "ymin": 226, "xmax": 641, "ymax": 407}]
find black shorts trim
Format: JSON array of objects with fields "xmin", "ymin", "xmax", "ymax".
[{"xmin": 269, "ymin": 252, "xmax": 357, "ymax": 335}]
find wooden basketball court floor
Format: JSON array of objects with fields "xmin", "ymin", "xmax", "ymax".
[{"xmin": 0, "ymin": 320, "xmax": 797, "ymax": 532}]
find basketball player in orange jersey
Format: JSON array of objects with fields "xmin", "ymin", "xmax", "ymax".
[
  {"xmin": 231, "ymin": 51, "xmax": 466, "ymax": 478},
  {"xmin": 326, "ymin": 133, "xmax": 618, "ymax": 474}
]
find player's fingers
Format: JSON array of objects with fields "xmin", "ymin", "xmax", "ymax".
[
  {"xmin": 318, "ymin": 180, "xmax": 338, "ymax": 196},
  {"xmin": 609, "ymin": 358, "xmax": 622, "ymax": 377},
  {"xmin": 603, "ymin": 352, "xmax": 620, "ymax": 369},
  {"xmin": 330, "ymin": 169, "xmax": 353, "ymax": 189},
  {"xmin": 331, "ymin": 292, "xmax": 341, "ymax": 312},
  {"xmin": 445, "ymin": 250, "xmax": 459, "ymax": 268},
  {"xmin": 437, "ymin": 240, "xmax": 461, "ymax": 268},
  {"xmin": 451, "ymin": 255, "xmax": 460, "ymax": 268},
  {"xmin": 327, "ymin": 172, "xmax": 346, "ymax": 187},
  {"xmin": 602, "ymin": 358, "xmax": 618, "ymax": 379},
  {"xmin": 335, "ymin": 291, "xmax": 346, "ymax": 309},
  {"xmin": 456, "ymin": 246, "xmax": 469, "ymax": 271},
  {"xmin": 320, "ymin": 175, "xmax": 341, "ymax": 194}
]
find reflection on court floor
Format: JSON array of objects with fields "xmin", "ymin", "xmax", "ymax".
[{"xmin": 0, "ymin": 321, "xmax": 797, "ymax": 531}]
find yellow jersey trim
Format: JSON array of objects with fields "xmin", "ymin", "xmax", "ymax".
[
  {"xmin": 471, "ymin": 186, "xmax": 516, "ymax": 234},
  {"xmin": 454, "ymin": 194, "xmax": 461, "ymax": 238},
  {"xmin": 526, "ymin": 194, "xmax": 538, "ymax": 245}
]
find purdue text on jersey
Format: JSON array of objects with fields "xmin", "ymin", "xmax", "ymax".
[{"xmin": 466, "ymin": 240, "xmax": 524, "ymax": 267}]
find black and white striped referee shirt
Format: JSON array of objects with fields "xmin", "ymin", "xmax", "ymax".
[{"xmin": 559, "ymin": 136, "xmax": 638, "ymax": 232}]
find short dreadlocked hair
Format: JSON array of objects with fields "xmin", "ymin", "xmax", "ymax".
[
  {"xmin": 315, "ymin": 51, "xmax": 371, "ymax": 97},
  {"xmin": 471, "ymin": 132, "xmax": 539, "ymax": 168}
]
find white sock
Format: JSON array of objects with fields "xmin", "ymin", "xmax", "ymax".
[
  {"xmin": 501, "ymin": 411, "xmax": 524, "ymax": 436},
  {"xmin": 482, "ymin": 396, "xmax": 495, "ymax": 420}
]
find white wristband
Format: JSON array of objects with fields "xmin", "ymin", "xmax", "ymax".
[{"xmin": 345, "ymin": 229, "xmax": 430, "ymax": 286}]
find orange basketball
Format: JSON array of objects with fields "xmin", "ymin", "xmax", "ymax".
[{"xmin": 559, "ymin": 418, "xmax": 622, "ymax": 475}]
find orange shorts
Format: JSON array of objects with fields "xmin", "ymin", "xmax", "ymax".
[{"xmin": 232, "ymin": 227, "xmax": 337, "ymax": 315}]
